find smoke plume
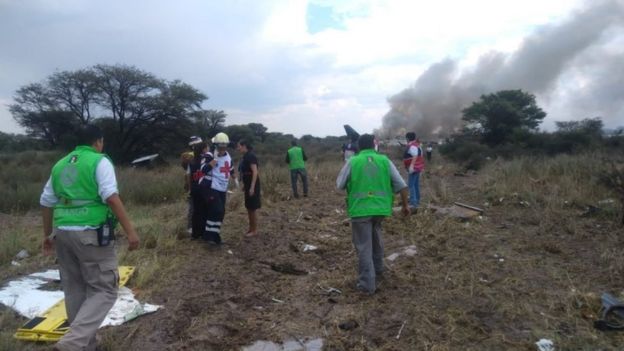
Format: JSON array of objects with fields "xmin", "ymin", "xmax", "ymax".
[{"xmin": 379, "ymin": 0, "xmax": 624, "ymax": 140}]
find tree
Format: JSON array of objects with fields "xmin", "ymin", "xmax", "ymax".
[
  {"xmin": 247, "ymin": 123, "xmax": 268, "ymax": 142},
  {"xmin": 223, "ymin": 125, "xmax": 256, "ymax": 144},
  {"xmin": 10, "ymin": 83, "xmax": 81, "ymax": 146},
  {"xmin": 462, "ymin": 90, "xmax": 546, "ymax": 146},
  {"xmin": 10, "ymin": 64, "xmax": 209, "ymax": 161},
  {"xmin": 556, "ymin": 117, "xmax": 603, "ymax": 136},
  {"xmin": 47, "ymin": 69, "xmax": 99, "ymax": 123},
  {"xmin": 192, "ymin": 109, "xmax": 227, "ymax": 138}
]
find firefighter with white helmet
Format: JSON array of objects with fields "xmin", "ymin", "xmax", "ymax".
[{"xmin": 199, "ymin": 132, "xmax": 232, "ymax": 244}]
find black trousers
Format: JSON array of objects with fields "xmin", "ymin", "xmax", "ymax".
[
  {"xmin": 190, "ymin": 190, "xmax": 207, "ymax": 239},
  {"xmin": 202, "ymin": 186, "xmax": 227, "ymax": 243}
]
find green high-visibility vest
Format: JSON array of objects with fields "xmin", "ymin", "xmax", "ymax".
[
  {"xmin": 287, "ymin": 146, "xmax": 305, "ymax": 170},
  {"xmin": 347, "ymin": 150, "xmax": 393, "ymax": 218},
  {"xmin": 51, "ymin": 145, "xmax": 110, "ymax": 227}
]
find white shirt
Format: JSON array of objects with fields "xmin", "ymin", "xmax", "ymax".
[
  {"xmin": 40, "ymin": 157, "xmax": 118, "ymax": 230},
  {"xmin": 210, "ymin": 152, "xmax": 232, "ymax": 192},
  {"xmin": 407, "ymin": 145, "xmax": 422, "ymax": 157}
]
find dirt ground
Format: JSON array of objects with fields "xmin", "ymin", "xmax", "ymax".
[
  {"xmin": 94, "ymin": 160, "xmax": 624, "ymax": 351},
  {"xmin": 4, "ymin": 158, "xmax": 624, "ymax": 350}
]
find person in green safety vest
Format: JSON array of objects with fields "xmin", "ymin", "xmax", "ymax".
[
  {"xmin": 285, "ymin": 139, "xmax": 309, "ymax": 198},
  {"xmin": 336, "ymin": 134, "xmax": 409, "ymax": 294},
  {"xmin": 40, "ymin": 125, "xmax": 140, "ymax": 351}
]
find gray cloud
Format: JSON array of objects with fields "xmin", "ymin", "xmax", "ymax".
[{"xmin": 379, "ymin": 0, "xmax": 624, "ymax": 139}]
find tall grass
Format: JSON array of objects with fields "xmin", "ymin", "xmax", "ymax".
[
  {"xmin": 0, "ymin": 151, "xmax": 61, "ymax": 213},
  {"xmin": 479, "ymin": 152, "xmax": 619, "ymax": 214},
  {"xmin": 0, "ymin": 151, "xmax": 185, "ymax": 213},
  {"xmin": 116, "ymin": 166, "xmax": 184, "ymax": 206}
]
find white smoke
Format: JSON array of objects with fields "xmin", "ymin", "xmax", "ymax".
[{"xmin": 379, "ymin": 0, "xmax": 624, "ymax": 140}]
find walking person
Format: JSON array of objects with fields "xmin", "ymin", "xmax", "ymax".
[
  {"xmin": 237, "ymin": 139, "xmax": 261, "ymax": 237},
  {"xmin": 285, "ymin": 140, "xmax": 308, "ymax": 198},
  {"xmin": 336, "ymin": 134, "xmax": 409, "ymax": 295},
  {"xmin": 40, "ymin": 125, "xmax": 140, "ymax": 351},
  {"xmin": 403, "ymin": 132, "xmax": 425, "ymax": 209},
  {"xmin": 426, "ymin": 143, "xmax": 433, "ymax": 162},
  {"xmin": 201, "ymin": 132, "xmax": 232, "ymax": 245}
]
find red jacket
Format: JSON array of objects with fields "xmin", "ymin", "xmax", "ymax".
[{"xmin": 402, "ymin": 141, "xmax": 424, "ymax": 172}]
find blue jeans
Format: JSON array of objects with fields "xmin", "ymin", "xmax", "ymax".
[
  {"xmin": 290, "ymin": 168, "xmax": 308, "ymax": 197},
  {"xmin": 408, "ymin": 171, "xmax": 420, "ymax": 207}
]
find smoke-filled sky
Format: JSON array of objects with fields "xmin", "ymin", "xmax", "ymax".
[{"xmin": 0, "ymin": 0, "xmax": 622, "ymax": 137}]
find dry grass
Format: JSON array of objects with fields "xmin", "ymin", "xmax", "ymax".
[{"xmin": 1, "ymin": 151, "xmax": 623, "ymax": 350}]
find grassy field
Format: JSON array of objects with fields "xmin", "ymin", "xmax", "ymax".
[{"xmin": 0, "ymin": 150, "xmax": 623, "ymax": 350}]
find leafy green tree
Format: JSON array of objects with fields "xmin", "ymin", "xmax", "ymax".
[
  {"xmin": 47, "ymin": 69, "xmax": 99, "ymax": 123},
  {"xmin": 556, "ymin": 117, "xmax": 603, "ymax": 136},
  {"xmin": 223, "ymin": 124, "xmax": 256, "ymax": 144},
  {"xmin": 192, "ymin": 109, "xmax": 227, "ymax": 138},
  {"xmin": 462, "ymin": 90, "xmax": 546, "ymax": 146},
  {"xmin": 247, "ymin": 123, "xmax": 268, "ymax": 142},
  {"xmin": 10, "ymin": 64, "xmax": 209, "ymax": 161}
]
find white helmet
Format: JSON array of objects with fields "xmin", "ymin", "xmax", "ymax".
[{"xmin": 212, "ymin": 132, "xmax": 229, "ymax": 145}]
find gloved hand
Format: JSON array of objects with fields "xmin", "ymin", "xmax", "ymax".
[{"xmin": 408, "ymin": 164, "xmax": 415, "ymax": 174}]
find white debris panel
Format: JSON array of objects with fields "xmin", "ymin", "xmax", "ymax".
[{"xmin": 0, "ymin": 269, "xmax": 161, "ymax": 327}]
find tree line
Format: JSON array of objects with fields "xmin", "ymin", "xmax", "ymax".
[
  {"xmin": 9, "ymin": 64, "xmax": 229, "ymax": 161},
  {"xmin": 440, "ymin": 89, "xmax": 623, "ymax": 170}
]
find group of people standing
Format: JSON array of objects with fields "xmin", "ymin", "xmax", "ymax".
[
  {"xmin": 183, "ymin": 133, "xmax": 261, "ymax": 243},
  {"xmin": 38, "ymin": 124, "xmax": 428, "ymax": 350}
]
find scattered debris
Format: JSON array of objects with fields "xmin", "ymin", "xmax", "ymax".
[
  {"xmin": 386, "ymin": 245, "xmax": 418, "ymax": 262},
  {"xmin": 242, "ymin": 338, "xmax": 324, "ymax": 351},
  {"xmin": 227, "ymin": 250, "xmax": 233, "ymax": 255},
  {"xmin": 296, "ymin": 212, "xmax": 304, "ymax": 222},
  {"xmin": 1, "ymin": 268, "xmax": 160, "ymax": 338},
  {"xmin": 454, "ymin": 202, "xmax": 484, "ymax": 214},
  {"xmin": 535, "ymin": 338, "xmax": 555, "ymax": 351},
  {"xmin": 15, "ymin": 249, "xmax": 29, "ymax": 260},
  {"xmin": 428, "ymin": 203, "xmax": 482, "ymax": 220},
  {"xmin": 598, "ymin": 199, "xmax": 616, "ymax": 205},
  {"xmin": 581, "ymin": 205, "xmax": 602, "ymax": 217},
  {"xmin": 130, "ymin": 154, "xmax": 166, "ymax": 168},
  {"xmin": 594, "ymin": 292, "xmax": 624, "ymax": 331},
  {"xmin": 271, "ymin": 297, "xmax": 285, "ymax": 304},
  {"xmin": 302, "ymin": 244, "xmax": 318, "ymax": 252},
  {"xmin": 338, "ymin": 319, "xmax": 359, "ymax": 331},
  {"xmin": 519, "ymin": 200, "xmax": 531, "ymax": 208},
  {"xmin": 317, "ymin": 285, "xmax": 342, "ymax": 296},
  {"xmin": 395, "ymin": 321, "xmax": 407, "ymax": 340},
  {"xmin": 11, "ymin": 260, "xmax": 21, "ymax": 266},
  {"xmin": 386, "ymin": 253, "xmax": 400, "ymax": 262},
  {"xmin": 403, "ymin": 245, "xmax": 417, "ymax": 257}
]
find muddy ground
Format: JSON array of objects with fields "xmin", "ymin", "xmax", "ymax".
[
  {"xmin": 4, "ymin": 159, "xmax": 624, "ymax": 350},
  {"xmin": 98, "ymin": 160, "xmax": 624, "ymax": 351}
]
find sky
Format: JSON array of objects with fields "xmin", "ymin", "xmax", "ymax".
[{"xmin": 0, "ymin": 0, "xmax": 622, "ymax": 137}]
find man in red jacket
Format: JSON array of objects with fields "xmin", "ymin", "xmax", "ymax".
[{"xmin": 403, "ymin": 132, "xmax": 424, "ymax": 209}]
